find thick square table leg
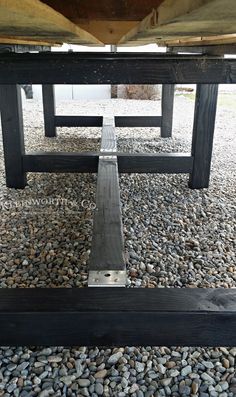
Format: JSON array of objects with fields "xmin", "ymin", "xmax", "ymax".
[
  {"xmin": 0, "ymin": 84, "xmax": 27, "ymax": 188},
  {"xmin": 161, "ymin": 84, "xmax": 175, "ymax": 138},
  {"xmin": 189, "ymin": 84, "xmax": 218, "ymax": 189},
  {"xmin": 42, "ymin": 85, "xmax": 56, "ymax": 137}
]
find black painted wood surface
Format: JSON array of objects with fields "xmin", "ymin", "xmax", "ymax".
[
  {"xmin": 0, "ymin": 288, "xmax": 235, "ymax": 346},
  {"xmin": 55, "ymin": 115, "xmax": 103, "ymax": 127},
  {"xmin": 0, "ymin": 84, "xmax": 26, "ymax": 188},
  {"xmin": 23, "ymin": 152, "xmax": 193, "ymax": 174},
  {"xmin": 161, "ymin": 85, "xmax": 175, "ymax": 138},
  {"xmin": 42, "ymin": 85, "xmax": 56, "ymax": 137},
  {"xmin": 89, "ymin": 118, "xmax": 126, "ymax": 271},
  {"xmin": 54, "ymin": 115, "xmax": 162, "ymax": 128},
  {"xmin": 0, "ymin": 53, "xmax": 235, "ymax": 84},
  {"xmin": 115, "ymin": 116, "xmax": 162, "ymax": 127},
  {"xmin": 189, "ymin": 84, "xmax": 219, "ymax": 189}
]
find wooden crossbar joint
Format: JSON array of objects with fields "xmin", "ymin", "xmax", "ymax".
[{"xmin": 88, "ymin": 116, "xmax": 126, "ymax": 287}]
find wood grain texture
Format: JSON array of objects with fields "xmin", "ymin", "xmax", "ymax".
[
  {"xmin": 72, "ymin": 20, "xmax": 139, "ymax": 44},
  {"xmin": 42, "ymin": 85, "xmax": 56, "ymax": 137},
  {"xmin": 0, "ymin": 0, "xmax": 235, "ymax": 45},
  {"xmin": 0, "ymin": 53, "xmax": 235, "ymax": 84},
  {"xmin": 23, "ymin": 152, "xmax": 193, "ymax": 174},
  {"xmin": 120, "ymin": 0, "xmax": 236, "ymax": 46},
  {"xmin": 0, "ymin": 0, "xmax": 101, "ymax": 45},
  {"xmin": 115, "ymin": 116, "xmax": 162, "ymax": 128},
  {"xmin": 118, "ymin": 153, "xmax": 193, "ymax": 174},
  {"xmin": 0, "ymin": 37, "xmax": 55, "ymax": 46},
  {"xmin": 161, "ymin": 84, "xmax": 175, "ymax": 138},
  {"xmin": 55, "ymin": 115, "xmax": 103, "ymax": 127},
  {"xmin": 189, "ymin": 84, "xmax": 218, "ymax": 189},
  {"xmin": 41, "ymin": 0, "xmax": 164, "ymax": 22},
  {"xmin": 54, "ymin": 116, "xmax": 162, "ymax": 128},
  {"xmin": 89, "ymin": 118, "xmax": 125, "ymax": 271},
  {"xmin": 160, "ymin": 34, "xmax": 236, "ymax": 47},
  {"xmin": 0, "ymin": 84, "xmax": 27, "ymax": 188},
  {"xmin": 23, "ymin": 152, "xmax": 99, "ymax": 173},
  {"xmin": 0, "ymin": 288, "xmax": 235, "ymax": 346}
]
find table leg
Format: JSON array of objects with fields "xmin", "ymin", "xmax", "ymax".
[
  {"xmin": 161, "ymin": 84, "xmax": 175, "ymax": 138},
  {"xmin": 42, "ymin": 84, "xmax": 56, "ymax": 137},
  {"xmin": 189, "ymin": 84, "xmax": 218, "ymax": 189},
  {"xmin": 0, "ymin": 84, "xmax": 27, "ymax": 188}
]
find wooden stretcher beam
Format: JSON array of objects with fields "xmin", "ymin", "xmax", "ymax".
[{"xmin": 0, "ymin": 288, "xmax": 235, "ymax": 346}]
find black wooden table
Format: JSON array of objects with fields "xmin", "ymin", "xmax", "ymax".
[{"xmin": 0, "ymin": 52, "xmax": 235, "ymax": 346}]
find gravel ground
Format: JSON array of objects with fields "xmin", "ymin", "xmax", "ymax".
[{"xmin": 0, "ymin": 94, "xmax": 235, "ymax": 396}]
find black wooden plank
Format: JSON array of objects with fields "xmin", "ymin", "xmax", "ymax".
[
  {"xmin": 89, "ymin": 158, "xmax": 125, "ymax": 270},
  {"xmin": 42, "ymin": 85, "xmax": 56, "ymax": 137},
  {"xmin": 54, "ymin": 115, "xmax": 162, "ymax": 128},
  {"xmin": 55, "ymin": 115, "xmax": 103, "ymax": 127},
  {"xmin": 0, "ymin": 53, "xmax": 235, "ymax": 84},
  {"xmin": 115, "ymin": 116, "xmax": 162, "ymax": 127},
  {"xmin": 0, "ymin": 84, "xmax": 27, "ymax": 188},
  {"xmin": 161, "ymin": 85, "xmax": 175, "ymax": 138},
  {"xmin": 0, "ymin": 288, "xmax": 235, "ymax": 346},
  {"xmin": 89, "ymin": 117, "xmax": 125, "ymax": 272},
  {"xmin": 23, "ymin": 152, "xmax": 99, "ymax": 173},
  {"xmin": 189, "ymin": 84, "xmax": 218, "ymax": 189},
  {"xmin": 118, "ymin": 153, "xmax": 193, "ymax": 174},
  {"xmin": 23, "ymin": 152, "xmax": 193, "ymax": 174}
]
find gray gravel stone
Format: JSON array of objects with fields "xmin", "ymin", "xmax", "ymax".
[
  {"xmin": 169, "ymin": 369, "xmax": 180, "ymax": 377},
  {"xmin": 78, "ymin": 379, "xmax": 91, "ymax": 387},
  {"xmin": 201, "ymin": 372, "xmax": 215, "ymax": 384},
  {"xmin": 157, "ymin": 364, "xmax": 166, "ymax": 374},
  {"xmin": 107, "ymin": 352, "xmax": 123, "ymax": 365},
  {"xmin": 161, "ymin": 378, "xmax": 172, "ymax": 387},
  {"xmin": 181, "ymin": 365, "xmax": 192, "ymax": 376},
  {"xmin": 135, "ymin": 362, "xmax": 145, "ymax": 373},
  {"xmin": 94, "ymin": 382, "xmax": 104, "ymax": 395}
]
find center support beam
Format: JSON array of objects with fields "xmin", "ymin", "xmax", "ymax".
[{"xmin": 88, "ymin": 117, "xmax": 126, "ymax": 287}]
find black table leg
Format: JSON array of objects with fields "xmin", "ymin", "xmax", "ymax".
[
  {"xmin": 42, "ymin": 84, "xmax": 56, "ymax": 137},
  {"xmin": 189, "ymin": 84, "xmax": 218, "ymax": 189},
  {"xmin": 0, "ymin": 84, "xmax": 27, "ymax": 188},
  {"xmin": 161, "ymin": 84, "xmax": 175, "ymax": 138}
]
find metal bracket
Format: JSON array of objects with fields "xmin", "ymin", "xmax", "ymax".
[{"xmin": 88, "ymin": 270, "xmax": 126, "ymax": 287}]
